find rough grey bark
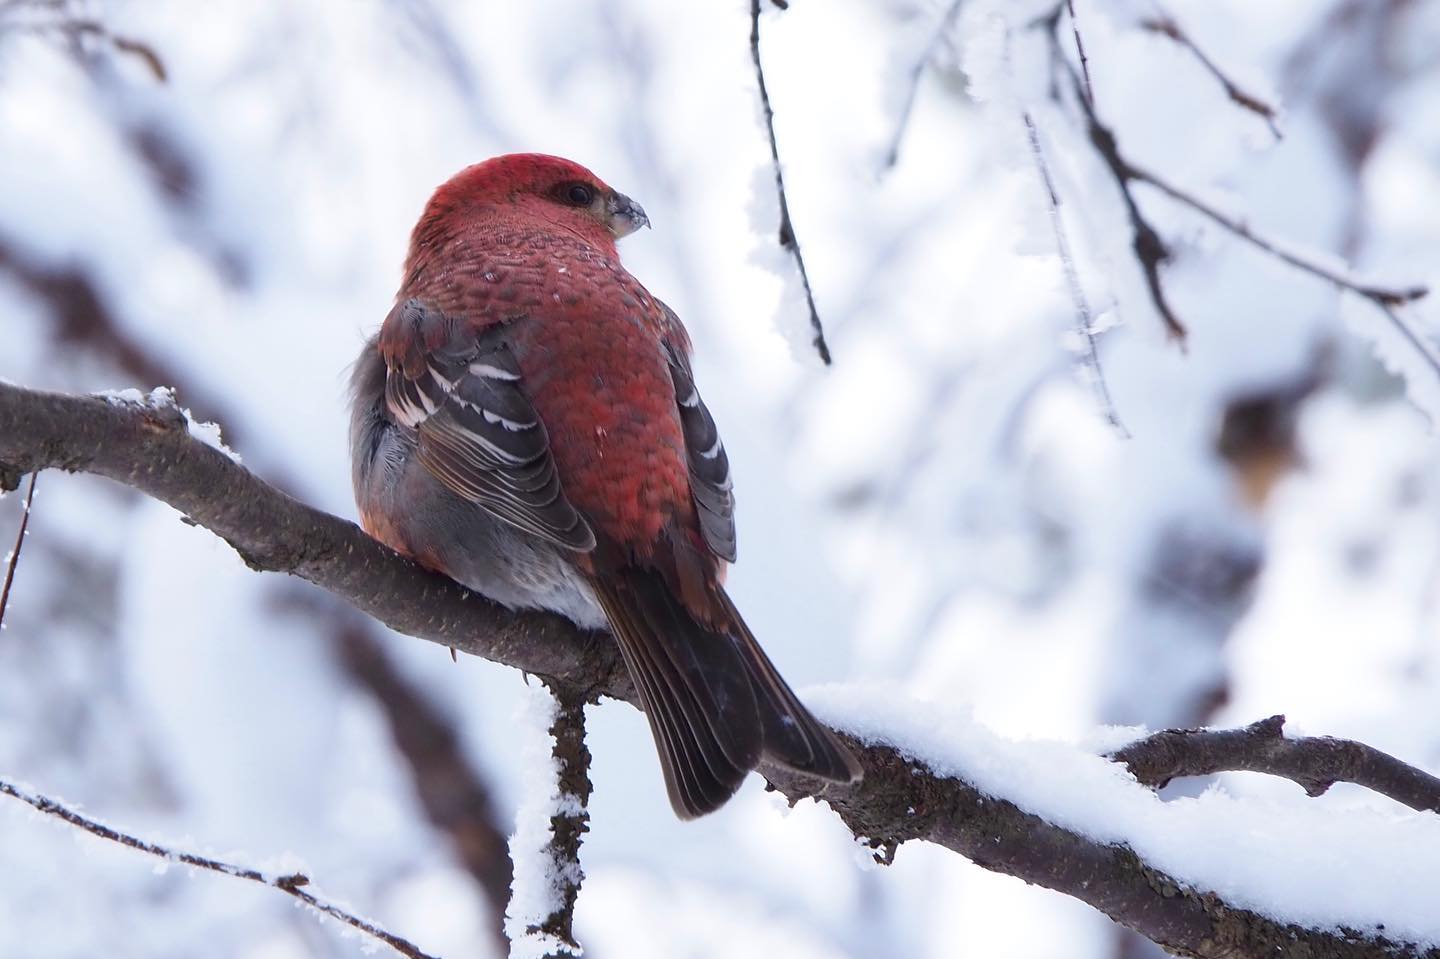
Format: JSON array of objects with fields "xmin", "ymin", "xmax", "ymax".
[{"xmin": 3, "ymin": 379, "xmax": 1439, "ymax": 959}]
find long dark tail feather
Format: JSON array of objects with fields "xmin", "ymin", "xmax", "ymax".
[
  {"xmin": 712, "ymin": 588, "xmax": 864, "ymax": 786},
  {"xmin": 589, "ymin": 566, "xmax": 862, "ymax": 819}
]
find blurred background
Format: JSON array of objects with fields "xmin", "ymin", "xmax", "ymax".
[{"xmin": 1, "ymin": 0, "xmax": 1438, "ymax": 956}]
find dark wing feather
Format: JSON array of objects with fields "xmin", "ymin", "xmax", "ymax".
[
  {"xmin": 661, "ymin": 337, "xmax": 737, "ymax": 562},
  {"xmin": 380, "ymin": 299, "xmax": 595, "ymax": 552}
]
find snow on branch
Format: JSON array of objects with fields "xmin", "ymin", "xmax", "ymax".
[
  {"xmin": 0, "ymin": 775, "xmax": 440, "ymax": 959},
  {"xmin": 506, "ymin": 685, "xmax": 592, "ymax": 958},
  {"xmin": 3, "ymin": 379, "xmax": 1440, "ymax": 959}
]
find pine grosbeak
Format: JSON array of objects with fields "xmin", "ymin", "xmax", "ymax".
[{"xmin": 350, "ymin": 154, "xmax": 860, "ymax": 818}]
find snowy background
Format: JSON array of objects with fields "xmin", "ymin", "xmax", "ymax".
[{"xmin": 2, "ymin": 0, "xmax": 1439, "ymax": 956}]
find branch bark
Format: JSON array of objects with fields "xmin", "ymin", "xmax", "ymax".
[
  {"xmin": 1112, "ymin": 714, "xmax": 1440, "ymax": 814},
  {"xmin": 3, "ymin": 379, "xmax": 1438, "ymax": 959}
]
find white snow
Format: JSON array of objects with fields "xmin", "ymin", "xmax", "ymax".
[
  {"xmin": 97, "ymin": 386, "xmax": 243, "ymax": 463},
  {"xmin": 3, "ymin": 0, "xmax": 1440, "ymax": 955},
  {"xmin": 504, "ymin": 684, "xmax": 585, "ymax": 959},
  {"xmin": 808, "ymin": 684, "xmax": 1440, "ymax": 945}
]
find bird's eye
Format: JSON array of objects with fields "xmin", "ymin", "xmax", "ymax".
[{"xmin": 565, "ymin": 183, "xmax": 594, "ymax": 206}]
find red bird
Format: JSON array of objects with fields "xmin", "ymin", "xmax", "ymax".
[{"xmin": 349, "ymin": 154, "xmax": 861, "ymax": 818}]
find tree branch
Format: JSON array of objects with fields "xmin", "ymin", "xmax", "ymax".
[
  {"xmin": 536, "ymin": 686, "xmax": 591, "ymax": 957},
  {"xmin": 0, "ymin": 775, "xmax": 440, "ymax": 959},
  {"xmin": 749, "ymin": 0, "xmax": 833, "ymax": 365},
  {"xmin": 1022, "ymin": 111, "xmax": 1129, "ymax": 438},
  {"xmin": 0, "ymin": 471, "xmax": 36, "ymax": 629},
  {"xmin": 1111, "ymin": 714, "xmax": 1440, "ymax": 813},
  {"xmin": 3, "ymin": 379, "xmax": 1438, "ymax": 959},
  {"xmin": 1140, "ymin": 10, "xmax": 1282, "ymax": 140}
]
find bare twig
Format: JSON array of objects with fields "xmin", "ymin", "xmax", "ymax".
[
  {"xmin": 1022, "ymin": 112, "xmax": 1129, "ymax": 437},
  {"xmin": 5, "ymin": 382, "xmax": 1440, "ymax": 959},
  {"xmin": 1126, "ymin": 165, "xmax": 1440, "ymax": 377},
  {"xmin": 1065, "ymin": 0, "xmax": 1094, "ymax": 106},
  {"xmin": 749, "ymin": 0, "xmax": 833, "ymax": 365},
  {"xmin": 1061, "ymin": 61, "xmax": 1187, "ymax": 343},
  {"xmin": 1111, "ymin": 714, "xmax": 1440, "ymax": 813},
  {"xmin": 882, "ymin": 0, "xmax": 964, "ymax": 171},
  {"xmin": 1044, "ymin": 15, "xmax": 1433, "ymax": 373},
  {"xmin": 0, "ymin": 775, "xmax": 441, "ymax": 959},
  {"xmin": 0, "ymin": 472, "xmax": 36, "ymax": 630},
  {"xmin": 1141, "ymin": 11, "xmax": 1281, "ymax": 140},
  {"xmin": 0, "ymin": 4, "xmax": 166, "ymax": 81}
]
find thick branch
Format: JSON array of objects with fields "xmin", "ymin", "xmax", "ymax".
[
  {"xmin": 2, "ymin": 379, "xmax": 1438, "ymax": 959},
  {"xmin": 0, "ymin": 382, "xmax": 632, "ymax": 704},
  {"xmin": 1112, "ymin": 714, "xmax": 1440, "ymax": 813}
]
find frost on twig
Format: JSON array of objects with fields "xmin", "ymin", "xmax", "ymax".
[
  {"xmin": 0, "ymin": 775, "xmax": 440, "ymax": 959},
  {"xmin": 1021, "ymin": 112, "xmax": 1128, "ymax": 437},
  {"xmin": 505, "ymin": 684, "xmax": 592, "ymax": 959}
]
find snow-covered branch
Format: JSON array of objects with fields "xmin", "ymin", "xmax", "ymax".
[
  {"xmin": 3, "ymin": 378, "xmax": 1439, "ymax": 959},
  {"xmin": 505, "ymin": 686, "xmax": 592, "ymax": 958}
]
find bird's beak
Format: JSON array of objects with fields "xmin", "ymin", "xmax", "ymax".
[{"xmin": 606, "ymin": 191, "xmax": 650, "ymax": 238}]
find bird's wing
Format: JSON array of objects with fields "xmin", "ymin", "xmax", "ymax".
[
  {"xmin": 378, "ymin": 298, "xmax": 596, "ymax": 552},
  {"xmin": 658, "ymin": 312, "xmax": 736, "ymax": 563}
]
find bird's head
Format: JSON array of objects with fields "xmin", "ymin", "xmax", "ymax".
[{"xmin": 416, "ymin": 153, "xmax": 649, "ymax": 253}]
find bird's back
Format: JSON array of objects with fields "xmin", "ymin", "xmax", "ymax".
[{"xmin": 401, "ymin": 226, "xmax": 700, "ymax": 564}]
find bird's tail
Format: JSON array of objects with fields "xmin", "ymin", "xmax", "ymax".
[{"xmin": 588, "ymin": 565, "xmax": 862, "ymax": 819}]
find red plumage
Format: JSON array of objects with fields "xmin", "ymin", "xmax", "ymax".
[{"xmin": 351, "ymin": 154, "xmax": 860, "ymax": 817}]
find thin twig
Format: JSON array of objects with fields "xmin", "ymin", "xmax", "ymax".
[
  {"xmin": 0, "ymin": 776, "xmax": 441, "ymax": 959},
  {"xmin": 1111, "ymin": 714, "xmax": 1440, "ymax": 813},
  {"xmin": 1141, "ymin": 11, "xmax": 1281, "ymax": 140},
  {"xmin": 1063, "ymin": 60, "xmax": 1187, "ymax": 342},
  {"xmin": 749, "ymin": 0, "xmax": 833, "ymax": 365},
  {"xmin": 1022, "ymin": 113, "xmax": 1129, "ymax": 437},
  {"xmin": 1126, "ymin": 164, "xmax": 1439, "ymax": 376},
  {"xmin": 1046, "ymin": 14, "xmax": 1432, "ymax": 372},
  {"xmin": 0, "ymin": 472, "xmax": 37, "ymax": 630},
  {"xmin": 0, "ymin": 6, "xmax": 167, "ymax": 82},
  {"xmin": 882, "ymin": 0, "xmax": 964, "ymax": 171},
  {"xmin": 1066, "ymin": 0, "xmax": 1094, "ymax": 106}
]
